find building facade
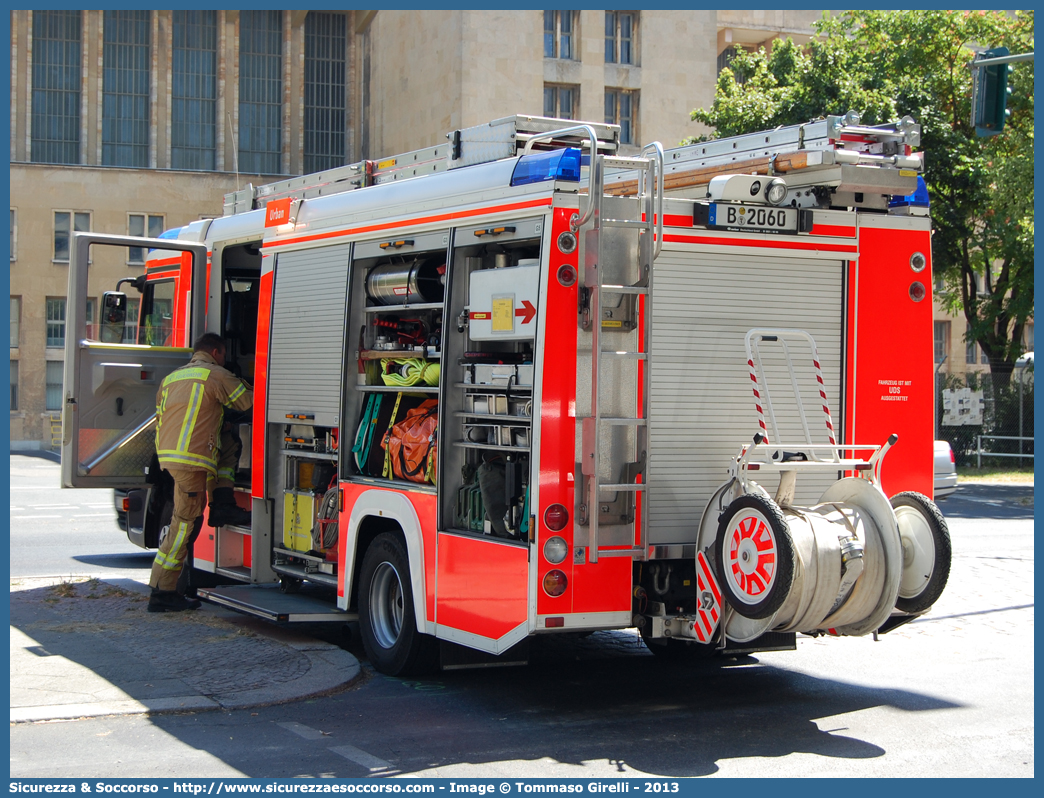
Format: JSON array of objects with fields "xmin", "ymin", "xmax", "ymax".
[{"xmin": 9, "ymin": 9, "xmax": 824, "ymax": 447}]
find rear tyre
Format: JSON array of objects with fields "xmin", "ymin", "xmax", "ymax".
[
  {"xmin": 358, "ymin": 532, "xmax": 438, "ymax": 676},
  {"xmin": 714, "ymin": 494, "xmax": 795, "ymax": 619},
  {"xmin": 890, "ymin": 492, "xmax": 951, "ymax": 614}
]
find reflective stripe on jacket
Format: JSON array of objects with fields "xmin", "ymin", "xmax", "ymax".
[{"xmin": 155, "ymin": 350, "xmax": 253, "ymax": 474}]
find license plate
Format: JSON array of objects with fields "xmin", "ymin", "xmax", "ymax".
[{"xmin": 705, "ymin": 203, "xmax": 799, "ymax": 234}]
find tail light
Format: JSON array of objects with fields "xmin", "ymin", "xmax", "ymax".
[
  {"xmin": 950, "ymin": 448, "xmax": 956, "ymax": 464},
  {"xmin": 121, "ymin": 497, "xmax": 130, "ymax": 512},
  {"xmin": 544, "ymin": 503, "xmax": 569, "ymax": 531},
  {"xmin": 542, "ymin": 570, "xmax": 568, "ymax": 597}
]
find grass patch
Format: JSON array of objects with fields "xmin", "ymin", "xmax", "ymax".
[
  {"xmin": 957, "ymin": 465, "xmax": 1035, "ymax": 485},
  {"xmin": 49, "ymin": 581, "xmax": 79, "ymax": 599}
]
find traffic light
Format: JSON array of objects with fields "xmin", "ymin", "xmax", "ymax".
[{"xmin": 972, "ymin": 47, "xmax": 1013, "ymax": 137}]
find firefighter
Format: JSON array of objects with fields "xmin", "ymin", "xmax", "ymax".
[{"xmin": 147, "ymin": 332, "xmax": 253, "ymax": 612}]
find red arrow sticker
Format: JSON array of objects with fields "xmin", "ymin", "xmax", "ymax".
[
  {"xmin": 514, "ymin": 300, "xmax": 536, "ymax": 325},
  {"xmin": 470, "ymin": 302, "xmax": 535, "ymax": 325}
]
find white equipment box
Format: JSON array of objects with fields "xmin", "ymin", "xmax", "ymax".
[{"xmin": 468, "ymin": 261, "xmax": 540, "ymax": 340}]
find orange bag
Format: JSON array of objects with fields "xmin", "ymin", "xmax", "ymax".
[{"xmin": 383, "ymin": 399, "xmax": 438, "ymax": 484}]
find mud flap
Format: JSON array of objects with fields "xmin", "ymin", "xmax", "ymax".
[{"xmin": 694, "ymin": 551, "xmax": 722, "ymax": 643}]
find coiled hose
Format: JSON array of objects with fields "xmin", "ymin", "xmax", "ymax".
[
  {"xmin": 311, "ymin": 485, "xmax": 340, "ymax": 551},
  {"xmin": 380, "ymin": 358, "xmax": 440, "ymax": 387}
]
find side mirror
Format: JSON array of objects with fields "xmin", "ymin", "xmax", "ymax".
[{"xmin": 101, "ymin": 291, "xmax": 127, "ymax": 343}]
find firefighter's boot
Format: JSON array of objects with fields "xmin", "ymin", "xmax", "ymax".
[
  {"xmin": 208, "ymin": 487, "xmax": 251, "ymax": 528},
  {"xmin": 147, "ymin": 589, "xmax": 202, "ymax": 613}
]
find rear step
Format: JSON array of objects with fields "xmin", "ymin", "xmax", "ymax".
[{"xmin": 198, "ymin": 584, "xmax": 356, "ymax": 623}]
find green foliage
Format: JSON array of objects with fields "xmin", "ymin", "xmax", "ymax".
[{"xmin": 691, "ymin": 11, "xmax": 1034, "ymax": 390}]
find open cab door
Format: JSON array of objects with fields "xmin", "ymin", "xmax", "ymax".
[{"xmin": 61, "ymin": 232, "xmax": 208, "ymax": 489}]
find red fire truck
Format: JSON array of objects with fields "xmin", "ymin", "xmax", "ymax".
[{"xmin": 62, "ymin": 113, "xmax": 950, "ymax": 675}]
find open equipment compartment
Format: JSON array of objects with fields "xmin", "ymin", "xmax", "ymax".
[
  {"xmin": 344, "ymin": 230, "xmax": 448, "ymax": 489},
  {"xmin": 440, "ymin": 216, "xmax": 544, "ymax": 542}
]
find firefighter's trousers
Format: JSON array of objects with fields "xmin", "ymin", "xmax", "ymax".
[
  {"xmin": 149, "ymin": 432, "xmax": 240, "ymax": 591},
  {"xmin": 149, "ymin": 466, "xmax": 207, "ymax": 591}
]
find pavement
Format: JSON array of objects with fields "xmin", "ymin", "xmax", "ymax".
[{"xmin": 10, "ymin": 575, "xmax": 362, "ymax": 724}]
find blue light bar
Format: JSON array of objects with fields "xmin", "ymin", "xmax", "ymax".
[
  {"xmin": 889, "ymin": 175, "xmax": 930, "ymax": 208},
  {"xmin": 149, "ymin": 226, "xmax": 185, "ymax": 254},
  {"xmin": 510, "ymin": 147, "xmax": 581, "ymax": 186}
]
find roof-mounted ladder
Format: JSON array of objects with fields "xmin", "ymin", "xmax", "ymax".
[
  {"xmin": 223, "ymin": 115, "xmax": 621, "ymax": 216},
  {"xmin": 604, "ymin": 111, "xmax": 924, "ymax": 199}
]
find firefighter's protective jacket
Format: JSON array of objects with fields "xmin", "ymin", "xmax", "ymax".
[{"xmin": 155, "ymin": 351, "xmax": 252, "ymax": 474}]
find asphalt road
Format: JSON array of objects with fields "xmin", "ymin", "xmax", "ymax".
[
  {"xmin": 9, "ymin": 453, "xmax": 155, "ymax": 580},
  {"xmin": 9, "ymin": 455, "xmax": 1035, "ymax": 778}
]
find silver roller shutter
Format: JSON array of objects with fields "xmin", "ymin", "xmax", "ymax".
[
  {"xmin": 267, "ymin": 244, "xmax": 350, "ymax": 428},
  {"xmin": 647, "ymin": 249, "xmax": 845, "ymax": 545}
]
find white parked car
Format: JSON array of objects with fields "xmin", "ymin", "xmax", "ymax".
[{"xmin": 934, "ymin": 440, "xmax": 958, "ymax": 499}]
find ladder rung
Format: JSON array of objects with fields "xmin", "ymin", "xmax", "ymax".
[
  {"xmin": 603, "ymin": 156, "xmax": 650, "ymax": 170},
  {"xmin": 603, "ymin": 351, "xmax": 646, "ymax": 360},
  {"xmin": 601, "ymin": 284, "xmax": 648, "ymax": 295},
  {"xmin": 601, "ymin": 218, "xmax": 649, "ymax": 229},
  {"xmin": 598, "ymin": 483, "xmax": 647, "ymax": 492},
  {"xmin": 599, "ymin": 417, "xmax": 647, "ymax": 426}
]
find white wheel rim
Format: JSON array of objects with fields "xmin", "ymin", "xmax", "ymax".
[
  {"xmin": 895, "ymin": 505, "xmax": 936, "ymax": 599},
  {"xmin": 370, "ymin": 562, "xmax": 404, "ymax": 649},
  {"xmin": 725, "ymin": 510, "xmax": 778, "ymax": 605}
]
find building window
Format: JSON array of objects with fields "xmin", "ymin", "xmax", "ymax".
[
  {"xmin": 1026, "ymin": 322, "xmax": 1034, "ymax": 352},
  {"xmin": 544, "ymin": 10, "xmax": 577, "ymax": 60},
  {"xmin": 982, "ymin": 348, "xmax": 990, "ymax": 365},
  {"xmin": 11, "ymin": 297, "xmax": 20, "ymax": 348},
  {"xmin": 128, "ymin": 213, "xmax": 165, "ymax": 263},
  {"xmin": 717, "ymin": 47, "xmax": 751, "ymax": 85},
  {"xmin": 605, "ymin": 89, "xmax": 637, "ymax": 145},
  {"xmin": 304, "ymin": 12, "xmax": 347, "ymax": 174},
  {"xmin": 102, "ymin": 11, "xmax": 151, "ymax": 168},
  {"xmin": 10, "ymin": 209, "xmax": 16, "ymax": 261},
  {"xmin": 239, "ymin": 10, "xmax": 284, "ymax": 175},
  {"xmin": 605, "ymin": 12, "xmax": 635, "ymax": 65},
  {"xmin": 46, "ymin": 298, "xmax": 67, "ymax": 348},
  {"xmin": 10, "ymin": 361, "xmax": 18, "ymax": 411},
  {"xmin": 966, "ymin": 338, "xmax": 977, "ymax": 366},
  {"xmin": 54, "ymin": 211, "xmax": 91, "ymax": 262},
  {"xmin": 544, "ymin": 85, "xmax": 577, "ymax": 120},
  {"xmin": 46, "ymin": 361, "xmax": 64, "ymax": 411},
  {"xmin": 171, "ymin": 10, "xmax": 218, "ymax": 171},
  {"xmin": 934, "ymin": 321, "xmax": 950, "ymax": 365},
  {"xmin": 123, "ymin": 298, "xmax": 140, "ymax": 343},
  {"xmin": 31, "ymin": 10, "xmax": 82, "ymax": 165}
]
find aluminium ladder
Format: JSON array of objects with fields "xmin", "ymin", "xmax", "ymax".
[
  {"xmin": 580, "ymin": 140, "xmax": 664, "ymax": 563},
  {"xmin": 223, "ymin": 115, "xmax": 621, "ymax": 216},
  {"xmin": 604, "ymin": 111, "xmax": 923, "ymax": 198}
]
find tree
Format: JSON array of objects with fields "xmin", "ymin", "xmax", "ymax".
[{"xmin": 691, "ymin": 10, "xmax": 1034, "ymax": 393}]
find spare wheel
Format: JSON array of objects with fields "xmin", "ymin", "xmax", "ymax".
[{"xmin": 715, "ymin": 494, "xmax": 795, "ymax": 619}]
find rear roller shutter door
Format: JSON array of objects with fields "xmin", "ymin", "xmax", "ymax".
[{"xmin": 647, "ymin": 249, "xmax": 845, "ymax": 545}]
